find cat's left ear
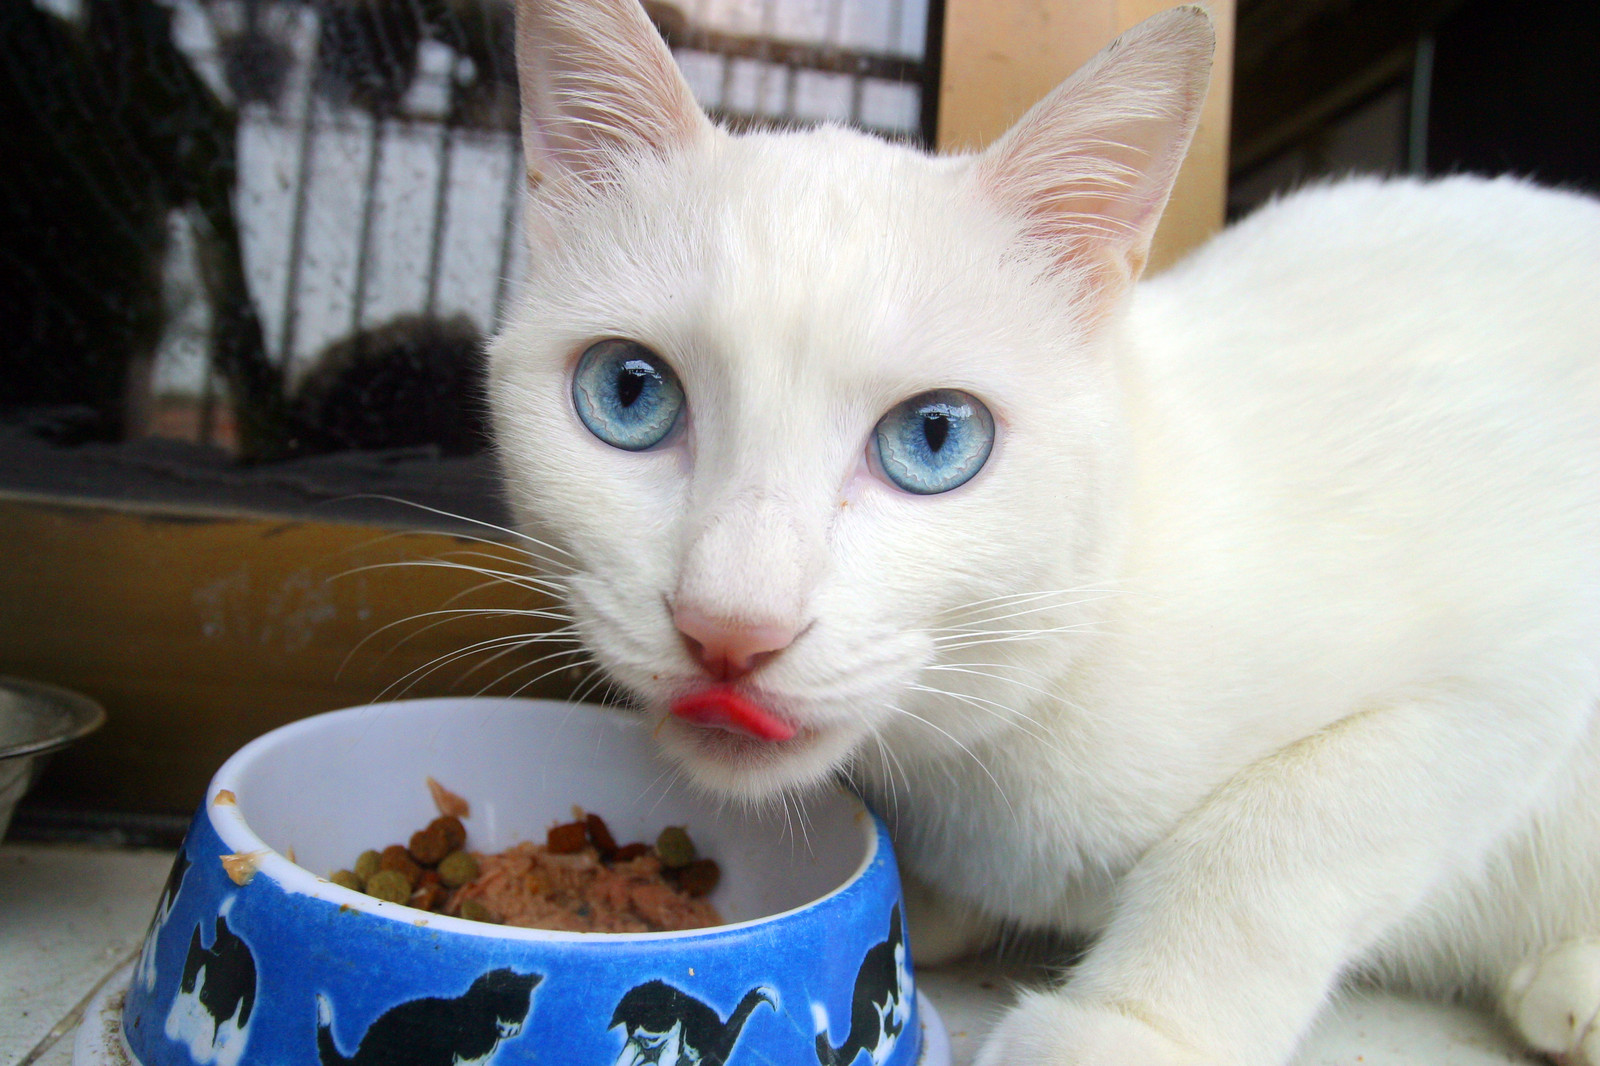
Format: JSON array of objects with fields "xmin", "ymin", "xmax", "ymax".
[
  {"xmin": 973, "ymin": 5, "xmax": 1214, "ymax": 299},
  {"xmin": 514, "ymin": 0, "xmax": 713, "ymax": 192}
]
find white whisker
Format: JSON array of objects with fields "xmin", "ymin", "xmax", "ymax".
[
  {"xmin": 933, "ymin": 585, "xmax": 1128, "ymax": 620},
  {"xmin": 504, "ymin": 650, "xmax": 601, "ymax": 700},
  {"xmin": 430, "ymin": 549, "xmax": 574, "ymax": 594},
  {"xmin": 465, "ymin": 642, "xmax": 589, "ymax": 693},
  {"xmin": 375, "ymin": 628, "xmax": 582, "ymax": 699},
  {"xmin": 923, "ymin": 662, "xmax": 1070, "ymax": 705},
  {"xmin": 876, "ymin": 700, "xmax": 1013, "ymax": 815},
  {"xmin": 928, "ymin": 593, "xmax": 1122, "ymax": 631},
  {"xmin": 904, "ymin": 678, "xmax": 1072, "ymax": 761},
  {"xmin": 335, "ymin": 558, "xmax": 568, "ymax": 597},
  {"xmin": 932, "ymin": 621, "xmax": 1107, "ymax": 652},
  {"xmin": 866, "ymin": 734, "xmax": 910, "ymax": 824},
  {"xmin": 339, "ymin": 606, "xmax": 576, "ymax": 679},
  {"xmin": 570, "ymin": 668, "xmax": 620, "ymax": 706},
  {"xmin": 331, "ymin": 494, "xmax": 578, "ymax": 564}
]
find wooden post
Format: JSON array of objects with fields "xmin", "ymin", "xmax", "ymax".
[{"xmin": 935, "ymin": 0, "xmax": 1235, "ymax": 273}]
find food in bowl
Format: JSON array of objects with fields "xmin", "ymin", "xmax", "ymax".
[{"xmin": 330, "ymin": 800, "xmax": 722, "ymax": 932}]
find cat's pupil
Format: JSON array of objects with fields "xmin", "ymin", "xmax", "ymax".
[
  {"xmin": 923, "ymin": 413, "xmax": 949, "ymax": 453},
  {"xmin": 615, "ymin": 364, "xmax": 649, "ymax": 407}
]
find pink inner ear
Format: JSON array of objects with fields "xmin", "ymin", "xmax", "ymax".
[
  {"xmin": 670, "ymin": 687, "xmax": 797, "ymax": 742},
  {"xmin": 979, "ymin": 114, "xmax": 1188, "ymax": 290},
  {"xmin": 514, "ymin": 0, "xmax": 712, "ymax": 189},
  {"xmin": 971, "ymin": 7, "xmax": 1214, "ymax": 288}
]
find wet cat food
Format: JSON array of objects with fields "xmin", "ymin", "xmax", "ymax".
[{"xmin": 328, "ymin": 801, "xmax": 720, "ymax": 933}]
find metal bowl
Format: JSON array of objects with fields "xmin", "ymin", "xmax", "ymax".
[{"xmin": 0, "ymin": 677, "xmax": 107, "ymax": 839}]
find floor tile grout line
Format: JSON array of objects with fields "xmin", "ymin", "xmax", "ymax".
[{"xmin": 15, "ymin": 947, "xmax": 140, "ymax": 1066}]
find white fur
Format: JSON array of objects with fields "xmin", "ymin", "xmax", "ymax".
[{"xmin": 489, "ymin": 2, "xmax": 1600, "ymax": 1063}]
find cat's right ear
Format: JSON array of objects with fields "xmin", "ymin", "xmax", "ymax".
[
  {"xmin": 973, "ymin": 5, "xmax": 1214, "ymax": 305},
  {"xmin": 514, "ymin": 0, "xmax": 713, "ymax": 194}
]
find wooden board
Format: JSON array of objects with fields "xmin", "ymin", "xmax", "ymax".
[
  {"xmin": 935, "ymin": 0, "xmax": 1235, "ymax": 272},
  {"xmin": 0, "ymin": 495, "xmax": 587, "ymax": 815}
]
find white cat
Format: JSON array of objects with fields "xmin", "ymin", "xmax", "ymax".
[{"xmin": 486, "ymin": 2, "xmax": 1600, "ymax": 1063}]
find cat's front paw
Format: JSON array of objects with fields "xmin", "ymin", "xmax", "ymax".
[
  {"xmin": 1502, "ymin": 937, "xmax": 1600, "ymax": 1065},
  {"xmin": 973, "ymin": 991, "xmax": 1220, "ymax": 1066}
]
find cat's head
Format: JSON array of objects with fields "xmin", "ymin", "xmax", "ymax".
[
  {"xmin": 489, "ymin": 0, "xmax": 1212, "ymax": 800},
  {"xmin": 473, "ymin": 968, "xmax": 542, "ymax": 1021}
]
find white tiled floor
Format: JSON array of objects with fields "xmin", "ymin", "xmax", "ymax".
[
  {"xmin": 1, "ymin": 841, "xmax": 1541, "ymax": 1066},
  {"xmin": 2, "ymin": 843, "xmax": 176, "ymax": 1066}
]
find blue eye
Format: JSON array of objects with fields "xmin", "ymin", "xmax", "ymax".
[
  {"xmin": 873, "ymin": 389, "xmax": 994, "ymax": 494},
  {"xmin": 571, "ymin": 339, "xmax": 684, "ymax": 451}
]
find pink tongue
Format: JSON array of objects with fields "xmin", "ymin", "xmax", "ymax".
[{"xmin": 670, "ymin": 687, "xmax": 797, "ymax": 742}]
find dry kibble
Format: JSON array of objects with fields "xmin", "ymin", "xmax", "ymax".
[
  {"xmin": 655, "ymin": 826, "xmax": 695, "ymax": 868},
  {"xmin": 353, "ymin": 849, "xmax": 382, "ymax": 882},
  {"xmin": 329, "ymin": 869, "xmax": 363, "ymax": 892},
  {"xmin": 411, "ymin": 882, "xmax": 447, "ymax": 911},
  {"xmin": 408, "ymin": 823, "xmax": 452, "ymax": 866},
  {"xmin": 585, "ymin": 813, "xmax": 618, "ymax": 857},
  {"xmin": 674, "ymin": 858, "xmax": 721, "ymax": 898},
  {"xmin": 437, "ymin": 849, "xmax": 479, "ymax": 887},
  {"xmin": 459, "ymin": 899, "xmax": 494, "ymax": 923},
  {"xmin": 434, "ymin": 815, "xmax": 467, "ymax": 853},
  {"xmin": 546, "ymin": 820, "xmax": 588, "ymax": 854},
  {"xmin": 611, "ymin": 842, "xmax": 650, "ymax": 862},
  {"xmin": 380, "ymin": 844, "xmax": 422, "ymax": 885},
  {"xmin": 364, "ymin": 868, "xmax": 412, "ymax": 904}
]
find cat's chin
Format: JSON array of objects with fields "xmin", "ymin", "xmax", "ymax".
[{"xmin": 653, "ymin": 711, "xmax": 857, "ymax": 801}]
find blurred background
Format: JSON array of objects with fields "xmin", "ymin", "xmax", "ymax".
[
  {"xmin": 1, "ymin": 0, "xmax": 930, "ymax": 469},
  {"xmin": 2, "ymin": 0, "xmax": 1594, "ymax": 477}
]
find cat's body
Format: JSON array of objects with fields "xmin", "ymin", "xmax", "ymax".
[
  {"xmin": 314, "ymin": 968, "xmax": 540, "ymax": 1066},
  {"xmin": 488, "ymin": 2, "xmax": 1600, "ymax": 1063},
  {"xmin": 165, "ymin": 912, "xmax": 257, "ymax": 1066},
  {"xmin": 879, "ymin": 175, "xmax": 1600, "ymax": 1060},
  {"xmin": 814, "ymin": 904, "xmax": 911, "ymax": 1066},
  {"xmin": 607, "ymin": 979, "xmax": 772, "ymax": 1066}
]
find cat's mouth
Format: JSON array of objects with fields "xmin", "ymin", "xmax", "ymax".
[
  {"xmin": 659, "ymin": 685, "xmax": 821, "ymax": 765},
  {"xmin": 648, "ymin": 680, "xmax": 868, "ymax": 798},
  {"xmin": 661, "ymin": 711, "xmax": 819, "ymax": 766},
  {"xmin": 669, "ymin": 686, "xmax": 796, "ymax": 741}
]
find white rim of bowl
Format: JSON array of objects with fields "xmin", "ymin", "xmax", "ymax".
[{"xmin": 203, "ymin": 698, "xmax": 882, "ymax": 943}]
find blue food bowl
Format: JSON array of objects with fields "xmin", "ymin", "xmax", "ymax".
[{"xmin": 119, "ymin": 698, "xmax": 931, "ymax": 1066}]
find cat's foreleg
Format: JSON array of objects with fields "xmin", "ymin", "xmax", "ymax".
[{"xmin": 974, "ymin": 691, "xmax": 1584, "ymax": 1066}]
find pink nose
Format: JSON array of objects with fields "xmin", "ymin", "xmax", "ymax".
[{"xmin": 672, "ymin": 604, "xmax": 798, "ymax": 681}]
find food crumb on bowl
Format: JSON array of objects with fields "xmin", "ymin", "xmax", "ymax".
[{"xmin": 221, "ymin": 849, "xmax": 269, "ymax": 885}]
